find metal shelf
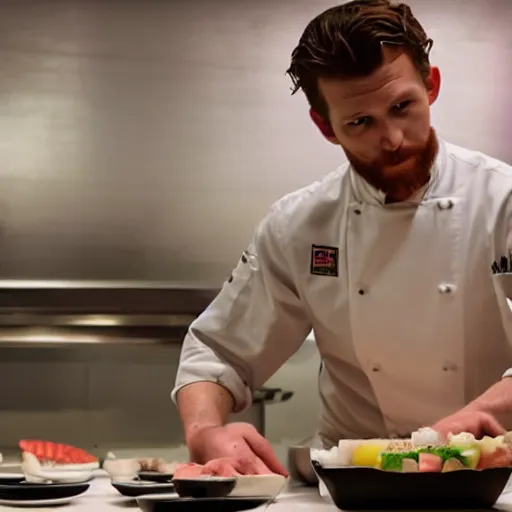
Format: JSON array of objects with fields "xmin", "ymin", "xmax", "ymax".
[{"xmin": 0, "ymin": 280, "xmax": 220, "ymax": 345}]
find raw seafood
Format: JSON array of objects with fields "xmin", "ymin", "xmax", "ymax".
[
  {"xmin": 174, "ymin": 459, "xmax": 242, "ymax": 478},
  {"xmin": 312, "ymin": 428, "xmax": 512, "ymax": 473},
  {"xmin": 173, "ymin": 458, "xmax": 278, "ymax": 478},
  {"xmin": 19, "ymin": 440, "xmax": 98, "ymax": 465},
  {"xmin": 412, "ymin": 427, "xmax": 444, "ymax": 447}
]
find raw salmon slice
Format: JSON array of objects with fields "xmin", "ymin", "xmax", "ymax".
[{"xmin": 19, "ymin": 440, "xmax": 98, "ymax": 464}]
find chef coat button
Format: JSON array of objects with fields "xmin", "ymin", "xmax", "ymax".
[
  {"xmin": 358, "ymin": 289, "xmax": 366, "ymax": 295},
  {"xmin": 354, "ymin": 208, "xmax": 362, "ymax": 215},
  {"xmin": 437, "ymin": 199, "xmax": 454, "ymax": 210},
  {"xmin": 371, "ymin": 364, "xmax": 381, "ymax": 372},
  {"xmin": 438, "ymin": 283, "xmax": 455, "ymax": 294}
]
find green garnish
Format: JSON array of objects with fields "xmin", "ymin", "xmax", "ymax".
[
  {"xmin": 380, "ymin": 452, "xmax": 419, "ymax": 471},
  {"xmin": 418, "ymin": 446, "xmax": 465, "ymax": 463},
  {"xmin": 380, "ymin": 446, "xmax": 469, "ymax": 471}
]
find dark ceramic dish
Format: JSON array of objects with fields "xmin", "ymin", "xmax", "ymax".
[
  {"xmin": 137, "ymin": 495, "xmax": 269, "ymax": 512},
  {"xmin": 172, "ymin": 477, "xmax": 236, "ymax": 499},
  {"xmin": 0, "ymin": 482, "xmax": 90, "ymax": 501},
  {"xmin": 0, "ymin": 475, "xmax": 24, "ymax": 485},
  {"xmin": 112, "ymin": 480, "xmax": 175, "ymax": 498},
  {"xmin": 312, "ymin": 460, "xmax": 512, "ymax": 510},
  {"xmin": 138, "ymin": 471, "xmax": 174, "ymax": 483}
]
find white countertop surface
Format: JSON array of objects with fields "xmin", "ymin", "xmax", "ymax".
[
  {"xmin": 0, "ymin": 473, "xmax": 331, "ymax": 511},
  {"xmin": 3, "ymin": 474, "xmax": 512, "ymax": 511}
]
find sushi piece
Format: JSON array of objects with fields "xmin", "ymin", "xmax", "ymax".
[
  {"xmin": 19, "ymin": 440, "xmax": 98, "ymax": 465},
  {"xmin": 336, "ymin": 440, "xmax": 360, "ymax": 466},
  {"xmin": 350, "ymin": 440, "xmax": 390, "ymax": 467},
  {"xmin": 442, "ymin": 458, "xmax": 467, "ymax": 472},
  {"xmin": 476, "ymin": 436, "xmax": 512, "ymax": 469},
  {"xmin": 380, "ymin": 451, "xmax": 419, "ymax": 471},
  {"xmin": 448, "ymin": 432, "xmax": 477, "ymax": 449},
  {"xmin": 418, "ymin": 452, "xmax": 443, "ymax": 472},
  {"xmin": 401, "ymin": 458, "xmax": 419, "ymax": 472},
  {"xmin": 311, "ymin": 446, "xmax": 340, "ymax": 467},
  {"xmin": 411, "ymin": 427, "xmax": 445, "ymax": 447}
]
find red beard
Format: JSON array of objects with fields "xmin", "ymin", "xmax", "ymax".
[{"xmin": 345, "ymin": 128, "xmax": 439, "ymax": 203}]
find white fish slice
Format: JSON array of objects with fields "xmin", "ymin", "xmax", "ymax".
[{"xmin": 21, "ymin": 452, "xmax": 93, "ymax": 483}]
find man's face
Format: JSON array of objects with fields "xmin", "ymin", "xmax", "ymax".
[{"xmin": 314, "ymin": 48, "xmax": 441, "ymax": 201}]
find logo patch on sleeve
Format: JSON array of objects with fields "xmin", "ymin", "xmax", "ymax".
[
  {"xmin": 310, "ymin": 245, "xmax": 339, "ymax": 277},
  {"xmin": 491, "ymin": 255, "xmax": 512, "ymax": 275}
]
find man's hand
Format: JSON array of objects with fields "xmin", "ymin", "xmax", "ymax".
[
  {"xmin": 431, "ymin": 408, "xmax": 506, "ymax": 439},
  {"xmin": 186, "ymin": 422, "xmax": 289, "ymax": 477}
]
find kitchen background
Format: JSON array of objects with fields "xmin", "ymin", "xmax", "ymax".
[{"xmin": 0, "ymin": 0, "xmax": 510, "ymax": 464}]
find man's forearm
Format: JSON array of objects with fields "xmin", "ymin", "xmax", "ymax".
[
  {"xmin": 465, "ymin": 377, "xmax": 512, "ymax": 427},
  {"xmin": 176, "ymin": 381, "xmax": 235, "ymax": 444}
]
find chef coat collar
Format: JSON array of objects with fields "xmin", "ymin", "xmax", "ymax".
[{"xmin": 348, "ymin": 139, "xmax": 447, "ymax": 206}]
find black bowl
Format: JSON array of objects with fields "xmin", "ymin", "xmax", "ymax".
[
  {"xmin": 112, "ymin": 480, "xmax": 175, "ymax": 498},
  {"xmin": 0, "ymin": 475, "xmax": 24, "ymax": 485},
  {"xmin": 138, "ymin": 471, "xmax": 174, "ymax": 483},
  {"xmin": 312, "ymin": 460, "xmax": 512, "ymax": 510},
  {"xmin": 0, "ymin": 482, "xmax": 90, "ymax": 501},
  {"xmin": 172, "ymin": 477, "xmax": 236, "ymax": 499},
  {"xmin": 137, "ymin": 496, "xmax": 269, "ymax": 512}
]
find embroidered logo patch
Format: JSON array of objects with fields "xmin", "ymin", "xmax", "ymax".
[
  {"xmin": 491, "ymin": 255, "xmax": 512, "ymax": 275},
  {"xmin": 310, "ymin": 245, "xmax": 339, "ymax": 277}
]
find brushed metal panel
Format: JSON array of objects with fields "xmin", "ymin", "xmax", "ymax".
[{"xmin": 0, "ymin": 0, "xmax": 508, "ymax": 282}]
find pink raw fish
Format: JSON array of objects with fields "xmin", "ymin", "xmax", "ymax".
[{"xmin": 418, "ymin": 453, "xmax": 443, "ymax": 472}]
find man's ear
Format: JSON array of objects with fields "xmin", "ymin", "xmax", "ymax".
[
  {"xmin": 426, "ymin": 66, "xmax": 441, "ymax": 105},
  {"xmin": 309, "ymin": 109, "xmax": 339, "ymax": 145}
]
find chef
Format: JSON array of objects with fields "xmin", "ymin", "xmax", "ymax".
[{"xmin": 171, "ymin": 0, "xmax": 512, "ymax": 476}]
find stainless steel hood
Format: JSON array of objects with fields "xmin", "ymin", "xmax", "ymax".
[{"xmin": 0, "ymin": 280, "xmax": 220, "ymax": 347}]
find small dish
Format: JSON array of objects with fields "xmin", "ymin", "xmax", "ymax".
[
  {"xmin": 138, "ymin": 471, "xmax": 174, "ymax": 483},
  {"xmin": 0, "ymin": 482, "xmax": 90, "ymax": 502},
  {"xmin": 41, "ymin": 461, "xmax": 99, "ymax": 472},
  {"xmin": 21, "ymin": 452, "xmax": 93, "ymax": 484},
  {"xmin": 229, "ymin": 474, "xmax": 286, "ymax": 498},
  {"xmin": 0, "ymin": 474, "xmax": 25, "ymax": 484},
  {"xmin": 173, "ymin": 477, "xmax": 237, "ymax": 498},
  {"xmin": 0, "ymin": 496, "xmax": 82, "ymax": 507},
  {"xmin": 311, "ymin": 460, "xmax": 512, "ymax": 510},
  {"xmin": 137, "ymin": 494, "xmax": 269, "ymax": 512},
  {"xmin": 103, "ymin": 458, "xmax": 140, "ymax": 481},
  {"xmin": 111, "ymin": 480, "xmax": 175, "ymax": 498}
]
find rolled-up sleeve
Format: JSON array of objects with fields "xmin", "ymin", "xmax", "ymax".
[{"xmin": 171, "ymin": 205, "xmax": 312, "ymax": 413}]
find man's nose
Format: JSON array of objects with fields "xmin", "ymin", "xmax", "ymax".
[{"xmin": 380, "ymin": 121, "xmax": 404, "ymax": 152}]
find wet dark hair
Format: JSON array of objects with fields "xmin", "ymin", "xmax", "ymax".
[{"xmin": 286, "ymin": 0, "xmax": 433, "ymax": 120}]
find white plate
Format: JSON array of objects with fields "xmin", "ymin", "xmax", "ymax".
[
  {"xmin": 26, "ymin": 470, "xmax": 93, "ymax": 484},
  {"xmin": 0, "ymin": 496, "xmax": 78, "ymax": 507},
  {"xmin": 41, "ymin": 462, "xmax": 99, "ymax": 471},
  {"xmin": 0, "ymin": 473, "xmax": 24, "ymax": 479},
  {"xmin": 229, "ymin": 475, "xmax": 287, "ymax": 498}
]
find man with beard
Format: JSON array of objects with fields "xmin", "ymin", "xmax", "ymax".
[{"xmin": 171, "ymin": 0, "xmax": 512, "ymax": 476}]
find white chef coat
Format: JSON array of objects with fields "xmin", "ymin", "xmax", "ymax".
[{"xmin": 172, "ymin": 139, "xmax": 512, "ymax": 449}]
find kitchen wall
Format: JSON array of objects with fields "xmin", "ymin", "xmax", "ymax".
[
  {"xmin": 0, "ymin": 0, "xmax": 510, "ymax": 282},
  {"xmin": 0, "ymin": 0, "xmax": 510, "ymax": 458},
  {"xmin": 0, "ymin": 339, "xmax": 321, "ymax": 463}
]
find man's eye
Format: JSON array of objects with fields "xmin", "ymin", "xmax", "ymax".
[
  {"xmin": 348, "ymin": 117, "xmax": 370, "ymax": 127},
  {"xmin": 393, "ymin": 100, "xmax": 412, "ymax": 111}
]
